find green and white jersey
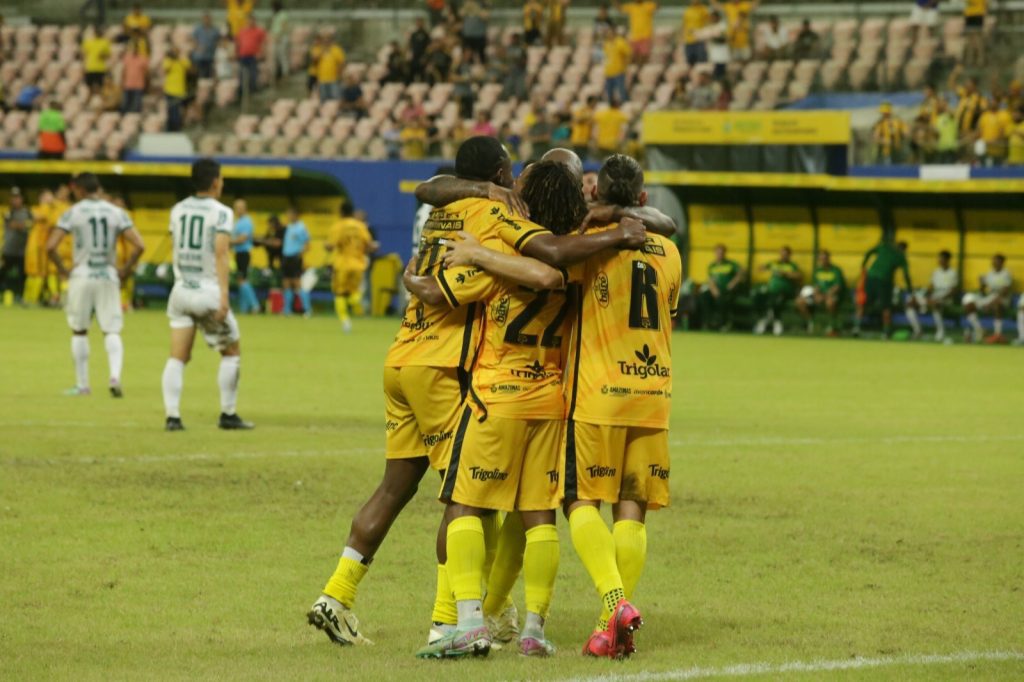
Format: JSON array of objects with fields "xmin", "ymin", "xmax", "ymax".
[
  {"xmin": 982, "ymin": 268, "xmax": 1012, "ymax": 295},
  {"xmin": 812, "ymin": 264, "xmax": 845, "ymax": 293},
  {"xmin": 930, "ymin": 266, "xmax": 958, "ymax": 299},
  {"xmin": 56, "ymin": 198, "xmax": 133, "ymax": 282},
  {"xmin": 708, "ymin": 258, "xmax": 740, "ymax": 289},
  {"xmin": 169, "ymin": 196, "xmax": 234, "ymax": 287}
]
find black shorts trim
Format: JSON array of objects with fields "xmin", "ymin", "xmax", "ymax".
[
  {"xmin": 965, "ymin": 15, "xmax": 984, "ymax": 29},
  {"xmin": 563, "ymin": 418, "xmax": 579, "ymax": 503},
  {"xmin": 281, "ymin": 255, "xmax": 303, "ymax": 279},
  {"xmin": 440, "ymin": 405, "xmax": 473, "ymax": 502}
]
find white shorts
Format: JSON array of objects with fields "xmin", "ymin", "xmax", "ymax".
[
  {"xmin": 910, "ymin": 6, "xmax": 938, "ymax": 27},
  {"xmin": 66, "ymin": 277, "xmax": 122, "ymax": 334},
  {"xmin": 913, "ymin": 289, "xmax": 954, "ymax": 310},
  {"xmin": 962, "ymin": 291, "xmax": 1005, "ymax": 311},
  {"xmin": 167, "ymin": 283, "xmax": 241, "ymax": 351}
]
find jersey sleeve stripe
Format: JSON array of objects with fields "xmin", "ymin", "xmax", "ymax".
[
  {"xmin": 437, "ymin": 271, "xmax": 460, "ymax": 308},
  {"xmin": 514, "ymin": 228, "xmax": 546, "ymax": 251}
]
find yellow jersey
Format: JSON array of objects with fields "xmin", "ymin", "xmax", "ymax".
[
  {"xmin": 955, "ymin": 88, "xmax": 983, "ymax": 133},
  {"xmin": 227, "ymin": 0, "xmax": 254, "ymax": 35},
  {"xmin": 1008, "ymin": 122, "xmax": 1024, "ymax": 164},
  {"xmin": 547, "ymin": 0, "xmax": 565, "ymax": 23},
  {"xmin": 603, "ymin": 36, "xmax": 631, "ymax": 77},
  {"xmin": 82, "ymin": 37, "xmax": 111, "ymax": 73},
  {"xmin": 964, "ymin": 0, "xmax": 987, "ymax": 17},
  {"xmin": 328, "ymin": 217, "xmax": 373, "ymax": 271},
  {"xmin": 384, "ymin": 198, "xmax": 551, "ymax": 370},
  {"xmin": 123, "ymin": 13, "xmax": 152, "ymax": 33},
  {"xmin": 873, "ymin": 117, "xmax": 908, "ymax": 150},
  {"xmin": 570, "ymin": 104, "xmax": 594, "ymax": 146},
  {"xmin": 621, "ymin": 1, "xmax": 657, "ymax": 41},
  {"xmin": 593, "ymin": 107, "xmax": 629, "ymax": 151},
  {"xmin": 317, "ymin": 44, "xmax": 346, "ymax": 84},
  {"xmin": 307, "ymin": 43, "xmax": 323, "ymax": 77},
  {"xmin": 162, "ymin": 57, "xmax": 191, "ymax": 98},
  {"xmin": 723, "ymin": 1, "xmax": 753, "ymax": 49},
  {"xmin": 978, "ymin": 111, "xmax": 1003, "ymax": 144},
  {"xmin": 682, "ymin": 4, "xmax": 710, "ymax": 44},
  {"xmin": 523, "ymin": 1, "xmax": 544, "ymax": 31},
  {"xmin": 565, "ymin": 229, "xmax": 681, "ymax": 429},
  {"xmin": 401, "ymin": 126, "xmax": 427, "ymax": 160}
]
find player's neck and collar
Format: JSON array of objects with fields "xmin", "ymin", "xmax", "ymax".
[{"xmin": 193, "ymin": 192, "xmax": 218, "ymax": 201}]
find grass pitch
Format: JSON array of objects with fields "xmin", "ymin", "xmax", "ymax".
[{"xmin": 1, "ymin": 307, "xmax": 1022, "ymax": 681}]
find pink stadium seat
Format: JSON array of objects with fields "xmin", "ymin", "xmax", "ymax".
[
  {"xmin": 198, "ymin": 134, "xmax": 220, "ymax": 156},
  {"xmin": 767, "ymin": 60, "xmax": 794, "ymax": 82},
  {"xmin": 820, "ymin": 61, "xmax": 846, "ymax": 90},
  {"xmin": 343, "ymin": 138, "xmax": 366, "ymax": 157},
  {"xmin": 847, "ymin": 60, "xmax": 876, "ymax": 91},
  {"xmin": 272, "ymin": 137, "xmax": 295, "ymax": 157},
  {"xmin": 860, "ymin": 17, "xmax": 888, "ymax": 42},
  {"xmin": 142, "ymin": 114, "xmax": 164, "ymax": 134},
  {"xmin": 832, "ymin": 19, "xmax": 858, "ymax": 43},
  {"xmin": 903, "ymin": 60, "xmax": 930, "ymax": 90},
  {"xmin": 742, "ymin": 61, "xmax": 768, "ymax": 86},
  {"xmin": 221, "ymin": 136, "xmax": 243, "ymax": 155},
  {"xmin": 943, "ymin": 17, "xmax": 964, "ymax": 39},
  {"xmin": 306, "ymin": 118, "xmax": 328, "ymax": 139},
  {"xmin": 244, "ymin": 138, "xmax": 267, "ymax": 156},
  {"xmin": 318, "ymin": 137, "xmax": 342, "ymax": 159},
  {"xmin": 236, "ymin": 115, "xmax": 261, "ymax": 137}
]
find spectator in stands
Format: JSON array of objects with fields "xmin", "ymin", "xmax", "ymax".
[
  {"xmin": 1007, "ymin": 108, "xmax": 1024, "ymax": 165},
  {"xmin": 712, "ymin": 0, "xmax": 758, "ymax": 63},
  {"xmin": 424, "ymin": 38, "xmax": 453, "ymax": 85},
  {"xmin": 99, "ymin": 74, "xmax": 121, "ymax": 112},
  {"xmin": 471, "ymin": 112, "xmax": 497, "ymax": 137},
  {"xmin": 425, "ymin": 116, "xmax": 443, "ymax": 156},
  {"xmin": 552, "ymin": 112, "xmax": 572, "ymax": 145},
  {"xmin": 759, "ymin": 15, "xmax": 787, "ymax": 61},
  {"xmin": 426, "ymin": 0, "xmax": 448, "ymax": 28},
  {"xmin": 306, "ymin": 36, "xmax": 323, "ymax": 94},
  {"xmin": 122, "ymin": 3, "xmax": 151, "ymax": 38},
  {"xmin": 602, "ymin": 26, "xmax": 631, "ymax": 102},
  {"xmin": 963, "ymin": 0, "xmax": 987, "ymax": 68},
  {"xmin": 616, "ymin": 0, "xmax": 657, "ymax": 66},
  {"xmin": 689, "ymin": 70, "xmax": 717, "ymax": 110},
  {"xmin": 977, "ymin": 98, "xmax": 1007, "ymax": 166},
  {"xmin": 14, "ymin": 85, "xmax": 42, "ymax": 112},
  {"xmin": 593, "ymin": 97, "xmax": 629, "ymax": 157},
  {"xmin": 669, "ymin": 79, "xmax": 690, "ymax": 108},
  {"xmin": 452, "ymin": 52, "xmax": 478, "ymax": 118},
  {"xmin": 401, "ymin": 117, "xmax": 429, "ymax": 159},
  {"xmin": 281, "ymin": 207, "xmax": 311, "ymax": 317},
  {"xmin": 681, "ymin": 0, "xmax": 710, "ymax": 65},
  {"xmin": 715, "ymin": 78, "xmax": 733, "ymax": 110},
  {"xmin": 570, "ymin": 95, "xmax": 597, "ymax": 158},
  {"xmin": 461, "ymin": 1, "xmax": 490, "ymax": 64},
  {"xmin": 910, "ymin": 0, "xmax": 939, "ymax": 41},
  {"xmin": 501, "ymin": 32, "xmax": 528, "ymax": 100},
  {"xmin": 700, "ymin": 243, "xmax": 744, "ymax": 331},
  {"xmin": 192, "ymin": 13, "xmax": 220, "ymax": 79},
  {"xmin": 1, "ymin": 188, "xmax": 32, "ymax": 305},
  {"xmin": 523, "ymin": 0, "xmax": 544, "ymax": 45},
  {"xmin": 933, "ymin": 99, "xmax": 959, "ymax": 163},
  {"xmin": 381, "ymin": 116, "xmax": 402, "ymax": 159},
  {"xmin": 705, "ymin": 11, "xmax": 730, "ymax": 80},
  {"xmin": 872, "ymin": 102, "xmax": 908, "ymax": 164},
  {"xmin": 316, "ymin": 36, "xmax": 346, "ymax": 101},
  {"xmin": 445, "ymin": 117, "xmax": 469, "ymax": 157},
  {"xmin": 546, "ymin": 0, "xmax": 569, "ymax": 47},
  {"xmin": 235, "ymin": 16, "xmax": 267, "ymax": 100},
  {"xmin": 269, "ymin": 1, "xmax": 290, "ymax": 82},
  {"xmin": 528, "ymin": 111, "xmax": 556, "ymax": 157},
  {"xmin": 215, "ymin": 37, "xmax": 235, "ymax": 80},
  {"xmin": 226, "ymin": 0, "xmax": 254, "ymax": 38},
  {"xmin": 594, "ymin": 3, "xmax": 615, "ymax": 35},
  {"xmin": 950, "ymin": 69, "xmax": 983, "ymax": 157},
  {"xmin": 500, "ymin": 122, "xmax": 522, "ymax": 159},
  {"xmin": 399, "ymin": 96, "xmax": 426, "ymax": 124},
  {"xmin": 910, "ymin": 111, "xmax": 937, "ymax": 163},
  {"xmin": 919, "ymin": 84, "xmax": 941, "ymax": 121},
  {"xmin": 385, "ymin": 41, "xmax": 408, "ymax": 83},
  {"xmin": 163, "ymin": 46, "xmax": 191, "ymax": 132},
  {"xmin": 37, "ymin": 102, "xmax": 66, "ymax": 160},
  {"xmin": 408, "ymin": 18, "xmax": 431, "ymax": 83},
  {"xmin": 791, "ymin": 18, "xmax": 820, "ymax": 61},
  {"xmin": 340, "ymin": 73, "xmax": 368, "ymax": 119},
  {"xmin": 82, "ymin": 25, "xmax": 112, "ymax": 95},
  {"xmin": 753, "ymin": 245, "xmax": 801, "ymax": 336}
]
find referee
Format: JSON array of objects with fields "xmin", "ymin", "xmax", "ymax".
[
  {"xmin": 231, "ymin": 199, "xmax": 260, "ymax": 313},
  {"xmin": 282, "ymin": 206, "xmax": 311, "ymax": 317}
]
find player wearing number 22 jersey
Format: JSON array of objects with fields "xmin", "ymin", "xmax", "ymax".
[{"xmin": 47, "ymin": 173, "xmax": 145, "ymax": 397}]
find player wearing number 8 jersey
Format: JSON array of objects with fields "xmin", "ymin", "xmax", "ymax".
[
  {"xmin": 563, "ymin": 155, "xmax": 681, "ymax": 659},
  {"xmin": 47, "ymin": 173, "xmax": 145, "ymax": 397},
  {"xmin": 161, "ymin": 158, "xmax": 253, "ymax": 432}
]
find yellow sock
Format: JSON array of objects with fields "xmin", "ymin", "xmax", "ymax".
[
  {"xmin": 523, "ymin": 524, "xmax": 559, "ymax": 620},
  {"xmin": 613, "ymin": 520, "xmax": 647, "ymax": 599},
  {"xmin": 447, "ymin": 515, "xmax": 485, "ymax": 601},
  {"xmin": 334, "ymin": 295, "xmax": 349, "ymax": 324},
  {"xmin": 23, "ymin": 276, "xmax": 43, "ymax": 304},
  {"xmin": 2, "ymin": 290, "xmax": 12, "ymax": 306},
  {"xmin": 481, "ymin": 511, "xmax": 502, "ymax": 581},
  {"xmin": 483, "ymin": 511, "xmax": 525, "ymax": 617},
  {"xmin": 431, "ymin": 563, "xmax": 458, "ymax": 625},
  {"xmin": 348, "ymin": 292, "xmax": 364, "ymax": 316},
  {"xmin": 569, "ymin": 505, "xmax": 624, "ymax": 628},
  {"xmin": 322, "ymin": 556, "xmax": 369, "ymax": 608}
]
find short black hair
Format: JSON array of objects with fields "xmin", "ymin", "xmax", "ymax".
[
  {"xmin": 939, "ymin": 249, "xmax": 952, "ymax": 259},
  {"xmin": 455, "ymin": 136, "xmax": 508, "ymax": 183},
  {"xmin": 520, "ymin": 160, "xmax": 587, "ymax": 236},
  {"xmin": 191, "ymin": 158, "xmax": 221, "ymax": 192},
  {"xmin": 994, "ymin": 253, "xmax": 1006, "ymax": 261},
  {"xmin": 339, "ymin": 200, "xmax": 354, "ymax": 217},
  {"xmin": 597, "ymin": 154, "xmax": 644, "ymax": 207},
  {"xmin": 897, "ymin": 240, "xmax": 908, "ymax": 251},
  {"xmin": 72, "ymin": 172, "xmax": 101, "ymax": 194}
]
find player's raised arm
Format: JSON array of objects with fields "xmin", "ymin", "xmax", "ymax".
[
  {"xmin": 214, "ymin": 231, "xmax": 231, "ymax": 321},
  {"xmin": 580, "ymin": 203, "xmax": 677, "ymax": 237},
  {"xmin": 520, "ymin": 217, "xmax": 646, "ymax": 268},
  {"xmin": 414, "ymin": 175, "xmax": 529, "ymax": 218},
  {"xmin": 442, "ymin": 231, "xmax": 565, "ymax": 291}
]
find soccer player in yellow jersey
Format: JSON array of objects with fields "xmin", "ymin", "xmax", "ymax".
[
  {"xmin": 308, "ymin": 137, "xmax": 645, "ymax": 649},
  {"xmin": 325, "ymin": 201, "xmax": 378, "ymax": 332},
  {"xmin": 564, "ymin": 155, "xmax": 681, "ymax": 658}
]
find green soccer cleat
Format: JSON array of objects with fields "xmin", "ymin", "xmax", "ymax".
[{"xmin": 415, "ymin": 624, "xmax": 491, "ymax": 660}]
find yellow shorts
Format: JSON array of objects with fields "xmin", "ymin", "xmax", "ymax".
[
  {"xmin": 562, "ymin": 420, "xmax": 670, "ymax": 509},
  {"xmin": 333, "ymin": 267, "xmax": 365, "ymax": 296},
  {"xmin": 383, "ymin": 365, "xmax": 465, "ymax": 470},
  {"xmin": 440, "ymin": 407, "xmax": 562, "ymax": 512}
]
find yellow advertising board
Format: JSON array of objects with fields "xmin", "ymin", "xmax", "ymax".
[
  {"xmin": 643, "ymin": 111, "xmax": 852, "ymax": 145},
  {"xmin": 962, "ymin": 210, "xmax": 1024, "ymax": 257},
  {"xmin": 688, "ymin": 203, "xmax": 750, "ymax": 250},
  {"xmin": 817, "ymin": 207, "xmax": 882, "ymax": 254},
  {"xmin": 752, "ymin": 206, "xmax": 814, "ymax": 251}
]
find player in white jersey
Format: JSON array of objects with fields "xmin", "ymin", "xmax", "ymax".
[
  {"xmin": 962, "ymin": 253, "xmax": 1013, "ymax": 343},
  {"xmin": 46, "ymin": 173, "xmax": 145, "ymax": 397},
  {"xmin": 905, "ymin": 250, "xmax": 958, "ymax": 341},
  {"xmin": 161, "ymin": 158, "xmax": 254, "ymax": 431}
]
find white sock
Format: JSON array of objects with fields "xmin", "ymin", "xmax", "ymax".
[
  {"xmin": 104, "ymin": 333, "xmax": 123, "ymax": 384},
  {"xmin": 341, "ymin": 546, "xmax": 366, "ymax": 563},
  {"xmin": 933, "ymin": 310, "xmax": 944, "ymax": 338},
  {"xmin": 994, "ymin": 317, "xmax": 1003, "ymax": 336},
  {"xmin": 71, "ymin": 335, "xmax": 90, "ymax": 389},
  {"xmin": 1018, "ymin": 309, "xmax": 1024, "ymax": 340},
  {"xmin": 456, "ymin": 599, "xmax": 484, "ymax": 629},
  {"xmin": 523, "ymin": 611, "xmax": 545, "ymax": 637},
  {"xmin": 968, "ymin": 312, "xmax": 983, "ymax": 335},
  {"xmin": 905, "ymin": 308, "xmax": 921, "ymax": 335},
  {"xmin": 218, "ymin": 355, "xmax": 241, "ymax": 415},
  {"xmin": 162, "ymin": 358, "xmax": 185, "ymax": 418}
]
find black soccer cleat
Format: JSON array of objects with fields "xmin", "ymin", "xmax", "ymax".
[
  {"xmin": 165, "ymin": 417, "xmax": 185, "ymax": 431},
  {"xmin": 218, "ymin": 413, "xmax": 254, "ymax": 430},
  {"xmin": 109, "ymin": 385, "xmax": 123, "ymax": 398}
]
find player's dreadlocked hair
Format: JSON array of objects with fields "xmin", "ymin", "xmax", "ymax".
[
  {"xmin": 455, "ymin": 136, "xmax": 508, "ymax": 183},
  {"xmin": 520, "ymin": 160, "xmax": 587, "ymax": 236},
  {"xmin": 597, "ymin": 154, "xmax": 644, "ymax": 207}
]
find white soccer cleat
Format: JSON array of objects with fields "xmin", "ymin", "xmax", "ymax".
[
  {"xmin": 772, "ymin": 320, "xmax": 783, "ymax": 336},
  {"xmin": 341, "ymin": 319, "xmax": 353, "ymax": 334},
  {"xmin": 753, "ymin": 317, "xmax": 768, "ymax": 335},
  {"xmin": 307, "ymin": 595, "xmax": 374, "ymax": 646},
  {"xmin": 485, "ymin": 602, "xmax": 520, "ymax": 649}
]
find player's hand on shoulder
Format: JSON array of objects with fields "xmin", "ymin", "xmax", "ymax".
[
  {"xmin": 487, "ymin": 184, "xmax": 530, "ymax": 219},
  {"xmin": 579, "ymin": 203, "xmax": 621, "ymax": 232},
  {"xmin": 442, "ymin": 231, "xmax": 482, "ymax": 268},
  {"xmin": 616, "ymin": 216, "xmax": 647, "ymax": 250}
]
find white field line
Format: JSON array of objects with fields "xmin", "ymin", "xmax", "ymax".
[{"xmin": 561, "ymin": 650, "xmax": 1024, "ymax": 682}]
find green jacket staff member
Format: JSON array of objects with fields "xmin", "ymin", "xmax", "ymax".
[
  {"xmin": 796, "ymin": 249, "xmax": 845, "ymax": 335},
  {"xmin": 854, "ymin": 238, "xmax": 912, "ymax": 337},
  {"xmin": 700, "ymin": 243, "xmax": 745, "ymax": 330},
  {"xmin": 754, "ymin": 245, "xmax": 801, "ymax": 336}
]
